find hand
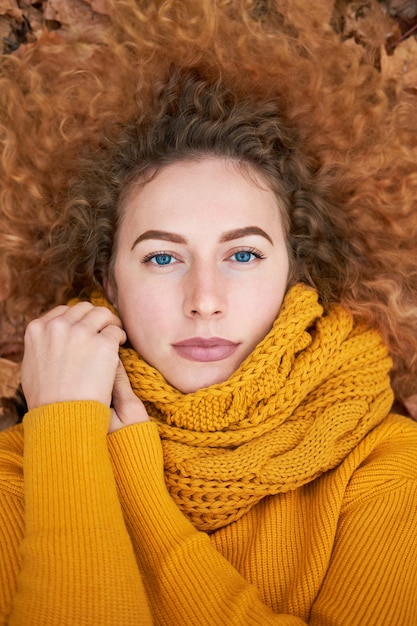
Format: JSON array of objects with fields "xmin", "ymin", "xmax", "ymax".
[
  {"xmin": 21, "ymin": 302, "xmax": 126, "ymax": 410},
  {"xmin": 109, "ymin": 360, "xmax": 149, "ymax": 433}
]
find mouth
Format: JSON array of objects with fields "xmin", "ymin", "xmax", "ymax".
[{"xmin": 172, "ymin": 337, "xmax": 240, "ymax": 362}]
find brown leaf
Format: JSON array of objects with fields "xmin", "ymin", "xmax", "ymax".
[
  {"xmin": 0, "ymin": 15, "xmax": 11, "ymax": 41},
  {"xmin": 0, "ymin": 358, "xmax": 20, "ymax": 398},
  {"xmin": 0, "ymin": 403, "xmax": 20, "ymax": 430},
  {"xmin": 84, "ymin": 0, "xmax": 110, "ymax": 16},
  {"xmin": 387, "ymin": 0, "xmax": 417, "ymax": 20},
  {"xmin": 381, "ymin": 36, "xmax": 417, "ymax": 88},
  {"xmin": 43, "ymin": 0, "xmax": 108, "ymax": 30},
  {"xmin": 343, "ymin": 0, "xmax": 398, "ymax": 47},
  {"xmin": 0, "ymin": 310, "xmax": 24, "ymax": 362},
  {"xmin": 0, "ymin": 0, "xmax": 15, "ymax": 15},
  {"xmin": 0, "ymin": 0, "xmax": 21, "ymax": 20}
]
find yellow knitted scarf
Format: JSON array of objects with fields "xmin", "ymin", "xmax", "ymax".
[{"xmin": 90, "ymin": 284, "xmax": 393, "ymax": 532}]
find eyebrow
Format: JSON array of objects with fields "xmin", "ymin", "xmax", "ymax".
[
  {"xmin": 220, "ymin": 227, "xmax": 273, "ymax": 245},
  {"xmin": 131, "ymin": 230, "xmax": 187, "ymax": 250},
  {"xmin": 131, "ymin": 226, "xmax": 273, "ymax": 250}
]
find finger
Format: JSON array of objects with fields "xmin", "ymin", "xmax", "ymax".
[
  {"xmin": 112, "ymin": 361, "xmax": 137, "ymax": 412},
  {"xmin": 28, "ymin": 311, "xmax": 124, "ymax": 353},
  {"xmin": 64, "ymin": 303, "xmax": 122, "ymax": 328},
  {"xmin": 36, "ymin": 303, "xmax": 122, "ymax": 331},
  {"xmin": 72, "ymin": 309, "xmax": 124, "ymax": 341},
  {"xmin": 34, "ymin": 302, "xmax": 95, "ymax": 327},
  {"xmin": 111, "ymin": 361, "xmax": 148, "ymax": 427},
  {"xmin": 99, "ymin": 324, "xmax": 127, "ymax": 346},
  {"xmin": 109, "ymin": 408, "xmax": 123, "ymax": 433},
  {"xmin": 45, "ymin": 304, "xmax": 123, "ymax": 337},
  {"xmin": 38, "ymin": 304, "xmax": 71, "ymax": 321},
  {"xmin": 24, "ymin": 306, "xmax": 71, "ymax": 343}
]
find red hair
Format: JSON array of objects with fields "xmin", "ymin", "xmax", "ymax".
[{"xmin": 1, "ymin": 1, "xmax": 416, "ymax": 405}]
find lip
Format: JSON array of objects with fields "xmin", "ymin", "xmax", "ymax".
[{"xmin": 172, "ymin": 337, "xmax": 239, "ymax": 362}]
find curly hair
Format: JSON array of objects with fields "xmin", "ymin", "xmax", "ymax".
[
  {"xmin": 59, "ymin": 64, "xmax": 357, "ymax": 309},
  {"xmin": 1, "ymin": 0, "xmax": 417, "ymax": 405}
]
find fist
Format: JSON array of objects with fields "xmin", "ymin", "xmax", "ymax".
[{"xmin": 21, "ymin": 302, "xmax": 126, "ymax": 410}]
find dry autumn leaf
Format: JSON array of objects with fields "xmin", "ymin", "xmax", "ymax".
[
  {"xmin": 386, "ymin": 0, "xmax": 417, "ymax": 20},
  {"xmin": 0, "ymin": 358, "xmax": 21, "ymax": 430},
  {"xmin": 343, "ymin": 0, "xmax": 399, "ymax": 47},
  {"xmin": 0, "ymin": 358, "xmax": 20, "ymax": 398},
  {"xmin": 85, "ymin": 0, "xmax": 110, "ymax": 16},
  {"xmin": 381, "ymin": 35, "xmax": 417, "ymax": 87},
  {"xmin": 0, "ymin": 0, "xmax": 21, "ymax": 20},
  {"xmin": 0, "ymin": 404, "xmax": 19, "ymax": 430},
  {"xmin": 43, "ymin": 0, "xmax": 108, "ymax": 32}
]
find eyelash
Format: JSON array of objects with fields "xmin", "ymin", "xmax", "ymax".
[
  {"xmin": 141, "ymin": 251, "xmax": 179, "ymax": 266},
  {"xmin": 141, "ymin": 247, "xmax": 266, "ymax": 266},
  {"xmin": 230, "ymin": 247, "xmax": 266, "ymax": 263}
]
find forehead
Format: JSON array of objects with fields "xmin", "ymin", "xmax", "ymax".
[{"xmin": 119, "ymin": 157, "xmax": 282, "ymax": 230}]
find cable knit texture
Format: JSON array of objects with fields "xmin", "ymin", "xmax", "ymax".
[{"xmin": 89, "ymin": 283, "xmax": 394, "ymax": 532}]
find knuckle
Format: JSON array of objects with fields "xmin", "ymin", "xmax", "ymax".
[
  {"xmin": 24, "ymin": 317, "xmax": 43, "ymax": 339},
  {"xmin": 49, "ymin": 315, "xmax": 71, "ymax": 334},
  {"xmin": 101, "ymin": 331, "xmax": 121, "ymax": 351},
  {"xmin": 73, "ymin": 301, "xmax": 93, "ymax": 311},
  {"xmin": 85, "ymin": 306, "xmax": 115, "ymax": 326},
  {"xmin": 50, "ymin": 304, "xmax": 69, "ymax": 314},
  {"xmin": 103, "ymin": 325, "xmax": 125, "ymax": 343}
]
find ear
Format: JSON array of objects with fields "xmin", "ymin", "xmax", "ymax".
[{"xmin": 103, "ymin": 275, "xmax": 117, "ymax": 307}]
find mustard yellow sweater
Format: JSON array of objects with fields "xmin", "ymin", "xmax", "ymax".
[{"xmin": 0, "ymin": 402, "xmax": 416, "ymax": 625}]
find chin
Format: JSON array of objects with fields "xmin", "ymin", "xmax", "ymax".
[{"xmin": 168, "ymin": 366, "xmax": 235, "ymax": 394}]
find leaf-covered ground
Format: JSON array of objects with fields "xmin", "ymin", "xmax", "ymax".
[
  {"xmin": 1, "ymin": 0, "xmax": 417, "ymax": 426},
  {"xmin": 1, "ymin": 0, "xmax": 417, "ymax": 81}
]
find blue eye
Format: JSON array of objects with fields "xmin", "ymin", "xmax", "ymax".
[
  {"xmin": 234, "ymin": 251, "xmax": 255, "ymax": 263},
  {"xmin": 152, "ymin": 254, "xmax": 173, "ymax": 265},
  {"xmin": 142, "ymin": 251, "xmax": 181, "ymax": 266}
]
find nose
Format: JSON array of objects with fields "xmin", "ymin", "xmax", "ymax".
[{"xmin": 184, "ymin": 262, "xmax": 225, "ymax": 319}]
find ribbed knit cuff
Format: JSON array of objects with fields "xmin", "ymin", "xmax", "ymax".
[
  {"xmin": 108, "ymin": 422, "xmax": 196, "ymax": 549},
  {"xmin": 13, "ymin": 401, "xmax": 153, "ymax": 625},
  {"xmin": 23, "ymin": 401, "xmax": 113, "ymax": 529}
]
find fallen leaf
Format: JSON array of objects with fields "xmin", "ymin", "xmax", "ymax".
[
  {"xmin": 381, "ymin": 35, "xmax": 417, "ymax": 88},
  {"xmin": 0, "ymin": 15, "xmax": 11, "ymax": 42},
  {"xmin": 0, "ymin": 0, "xmax": 15, "ymax": 14},
  {"xmin": 86, "ymin": 0, "xmax": 110, "ymax": 16},
  {"xmin": 43, "ymin": 0, "xmax": 108, "ymax": 30},
  {"xmin": 343, "ymin": 0, "xmax": 398, "ymax": 48},
  {"xmin": 0, "ymin": 0, "xmax": 21, "ymax": 20},
  {"xmin": 342, "ymin": 28, "xmax": 380, "ymax": 65},
  {"xmin": 0, "ymin": 308, "xmax": 24, "ymax": 362},
  {"xmin": 0, "ymin": 350, "xmax": 23, "ymax": 431},
  {"xmin": 386, "ymin": 0, "xmax": 417, "ymax": 20},
  {"xmin": 0, "ymin": 403, "xmax": 20, "ymax": 430},
  {"xmin": 0, "ymin": 358, "xmax": 20, "ymax": 398}
]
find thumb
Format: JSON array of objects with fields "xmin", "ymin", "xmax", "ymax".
[{"xmin": 109, "ymin": 360, "xmax": 149, "ymax": 433}]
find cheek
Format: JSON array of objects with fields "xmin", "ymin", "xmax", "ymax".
[
  {"xmin": 116, "ymin": 280, "xmax": 176, "ymax": 346},
  {"xmin": 252, "ymin": 291, "xmax": 281, "ymax": 333},
  {"xmin": 246, "ymin": 278, "xmax": 287, "ymax": 339}
]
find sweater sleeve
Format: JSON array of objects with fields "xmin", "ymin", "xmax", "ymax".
[
  {"xmin": 108, "ymin": 419, "xmax": 417, "ymax": 626},
  {"xmin": 108, "ymin": 422, "xmax": 306, "ymax": 625},
  {"xmin": 7, "ymin": 401, "xmax": 152, "ymax": 626}
]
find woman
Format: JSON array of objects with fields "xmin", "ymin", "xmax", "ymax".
[{"xmin": 0, "ymin": 66, "xmax": 416, "ymax": 625}]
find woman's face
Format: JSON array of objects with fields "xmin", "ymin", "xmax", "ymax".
[{"xmin": 106, "ymin": 157, "xmax": 290, "ymax": 393}]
